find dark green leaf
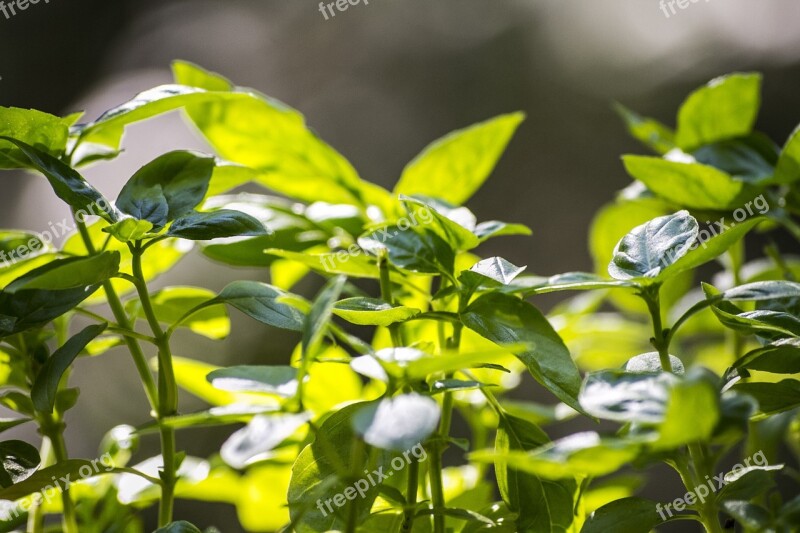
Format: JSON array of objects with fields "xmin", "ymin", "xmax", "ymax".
[
  {"xmin": 154, "ymin": 522, "xmax": 203, "ymax": 533},
  {"xmin": 582, "ymin": 497, "xmax": 664, "ymax": 533},
  {"xmin": 167, "ymin": 209, "xmax": 267, "ymax": 240},
  {"xmin": 303, "ymin": 276, "xmax": 346, "ymax": 356},
  {"xmin": 461, "ymin": 292, "xmax": 583, "ymax": 412},
  {"xmin": 0, "ymin": 137, "xmax": 118, "ymax": 221},
  {"xmin": 733, "ymin": 380, "xmax": 800, "ymax": 415},
  {"xmin": 0, "ymin": 286, "xmax": 101, "ymax": 336},
  {"xmin": 691, "ymin": 134, "xmax": 778, "ymax": 183},
  {"xmin": 720, "ymin": 501, "xmax": 773, "ymax": 530},
  {"xmin": 359, "ymin": 226, "xmax": 455, "ymax": 277},
  {"xmin": 494, "ymin": 412, "xmax": 577, "ymax": 532},
  {"xmin": 732, "ymin": 338, "xmax": 800, "ymax": 374},
  {"xmin": 32, "ymin": 323, "xmax": 106, "ymax": 413},
  {"xmin": 216, "ymin": 281, "xmax": 306, "ymax": 331},
  {"xmin": 117, "ymin": 151, "xmax": 216, "ymax": 225},
  {"xmin": 0, "ymin": 440, "xmax": 40, "ymax": 488}
]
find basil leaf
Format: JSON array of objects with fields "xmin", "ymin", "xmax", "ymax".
[{"xmin": 216, "ymin": 281, "xmax": 306, "ymax": 332}]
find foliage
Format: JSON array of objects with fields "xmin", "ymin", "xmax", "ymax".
[{"xmin": 0, "ymin": 66, "xmax": 797, "ymax": 533}]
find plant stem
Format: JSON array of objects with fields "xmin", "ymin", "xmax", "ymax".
[
  {"xmin": 130, "ymin": 244, "xmax": 178, "ymax": 526},
  {"xmin": 73, "ymin": 217, "xmax": 158, "ymax": 410},
  {"xmin": 642, "ymin": 286, "xmax": 673, "ymax": 373},
  {"xmin": 687, "ymin": 443, "xmax": 723, "ymax": 533},
  {"xmin": 378, "ymin": 254, "xmax": 404, "ymax": 346},
  {"xmin": 430, "ymin": 317, "xmax": 462, "ymax": 533},
  {"xmin": 27, "ymin": 436, "xmax": 52, "ymax": 533},
  {"xmin": 40, "ymin": 417, "xmax": 79, "ymax": 533},
  {"xmin": 402, "ymin": 459, "xmax": 420, "ymax": 532}
]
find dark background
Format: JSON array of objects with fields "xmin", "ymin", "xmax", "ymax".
[{"xmin": 1, "ymin": 0, "xmax": 800, "ymax": 530}]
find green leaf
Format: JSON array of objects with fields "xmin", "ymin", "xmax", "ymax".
[
  {"xmin": 471, "ymin": 431, "xmax": 642, "ymax": 480},
  {"xmin": 652, "ymin": 370, "xmax": 720, "ymax": 449},
  {"xmin": 221, "ymin": 412, "xmax": 310, "ymax": 469},
  {"xmin": 625, "ymin": 352, "xmax": 684, "ymax": 374},
  {"xmin": 720, "ymin": 501, "xmax": 773, "ymax": 530},
  {"xmin": 74, "ymin": 84, "xmax": 254, "ymax": 151},
  {"xmin": 691, "ymin": 134, "xmax": 778, "ymax": 184},
  {"xmin": 125, "ymin": 286, "xmax": 229, "ymax": 340},
  {"xmin": 733, "ymin": 380, "xmax": 800, "ymax": 415},
  {"xmin": 394, "ymin": 113, "xmax": 524, "ymax": 205},
  {"xmin": 502, "ymin": 272, "xmax": 636, "ymax": 296},
  {"xmin": 302, "ymin": 276, "xmax": 346, "ymax": 356},
  {"xmin": 459, "ymin": 257, "xmax": 526, "ymax": 290},
  {"xmin": 216, "ymin": 281, "xmax": 306, "ymax": 331},
  {"xmin": 461, "ymin": 292, "xmax": 583, "ymax": 412},
  {"xmin": 31, "ymin": 323, "xmax": 106, "ymax": 414},
  {"xmin": 0, "ymin": 459, "xmax": 106, "ymax": 500},
  {"xmin": 332, "ymin": 297, "xmax": 420, "ymax": 326},
  {"xmin": 0, "ymin": 286, "xmax": 102, "ymax": 336},
  {"xmin": 173, "ymin": 62, "xmax": 392, "ymax": 211},
  {"xmin": 400, "ymin": 196, "xmax": 480, "ymax": 251},
  {"xmin": 582, "ymin": 497, "xmax": 664, "ymax": 533},
  {"xmin": 154, "ymin": 522, "xmax": 203, "ymax": 533},
  {"xmin": 288, "ymin": 403, "xmax": 389, "ymax": 533},
  {"xmin": 718, "ymin": 464, "xmax": 783, "ymax": 503},
  {"xmin": 579, "ymin": 371, "xmax": 676, "ymax": 423},
  {"xmin": 493, "ymin": 412, "xmax": 577, "ymax": 532},
  {"xmin": 0, "ymin": 137, "xmax": 118, "ymax": 221},
  {"xmin": 473, "ymin": 220, "xmax": 532, "ymax": 241},
  {"xmin": 359, "ymin": 227, "xmax": 455, "ymax": 277},
  {"xmin": 117, "ymin": 151, "xmax": 216, "ymax": 226},
  {"xmin": 732, "ymin": 338, "xmax": 800, "ymax": 374},
  {"xmin": 5, "ymin": 252, "xmax": 120, "ymax": 292},
  {"xmin": 266, "ymin": 249, "xmax": 378, "ymax": 278},
  {"xmin": 614, "ymin": 103, "xmax": 676, "ymax": 155},
  {"xmin": 352, "ymin": 394, "xmax": 440, "ymax": 451},
  {"xmin": 661, "ymin": 217, "xmax": 763, "ymax": 281},
  {"xmin": 102, "ymin": 217, "xmax": 155, "ymax": 242},
  {"xmin": 675, "ymin": 73, "xmax": 761, "ymax": 151},
  {"xmin": 0, "ymin": 440, "xmax": 40, "ymax": 488},
  {"xmin": 721, "ymin": 280, "xmax": 800, "ymax": 301},
  {"xmin": 608, "ymin": 210, "xmax": 698, "ymax": 281},
  {"xmin": 167, "ymin": 209, "xmax": 267, "ymax": 240},
  {"xmin": 0, "ymin": 107, "xmax": 72, "ymax": 168},
  {"xmin": 207, "ymin": 366, "xmax": 298, "ymax": 396},
  {"xmin": 622, "ymin": 156, "xmax": 753, "ymax": 210},
  {"xmin": 774, "ymin": 124, "xmax": 800, "ymax": 184}
]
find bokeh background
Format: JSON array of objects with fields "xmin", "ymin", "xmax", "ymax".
[{"xmin": 1, "ymin": 0, "xmax": 800, "ymax": 530}]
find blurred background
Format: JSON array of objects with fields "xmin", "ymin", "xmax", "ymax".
[{"xmin": 1, "ymin": 0, "xmax": 800, "ymax": 530}]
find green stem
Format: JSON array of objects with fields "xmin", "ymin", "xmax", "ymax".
[
  {"xmin": 430, "ymin": 316, "xmax": 462, "ymax": 533},
  {"xmin": 687, "ymin": 444, "xmax": 723, "ymax": 533},
  {"xmin": 130, "ymin": 244, "xmax": 178, "ymax": 526},
  {"xmin": 379, "ymin": 254, "xmax": 404, "ymax": 347},
  {"xmin": 642, "ymin": 285, "xmax": 673, "ymax": 373},
  {"xmin": 402, "ymin": 459, "xmax": 420, "ymax": 532},
  {"xmin": 73, "ymin": 217, "xmax": 158, "ymax": 410},
  {"xmin": 40, "ymin": 418, "xmax": 79, "ymax": 533},
  {"xmin": 27, "ymin": 437, "xmax": 52, "ymax": 533}
]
